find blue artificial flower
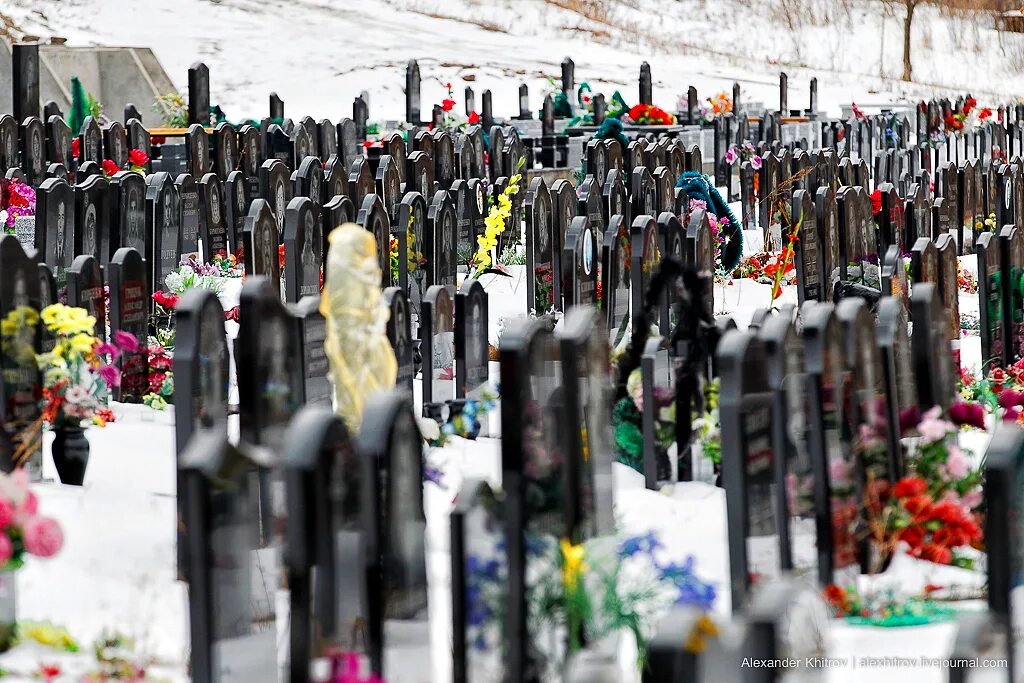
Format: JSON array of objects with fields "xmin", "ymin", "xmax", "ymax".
[
  {"xmin": 423, "ymin": 466, "xmax": 445, "ymax": 487},
  {"xmin": 618, "ymin": 530, "xmax": 662, "ymax": 559},
  {"xmin": 658, "ymin": 556, "xmax": 717, "ymax": 611}
]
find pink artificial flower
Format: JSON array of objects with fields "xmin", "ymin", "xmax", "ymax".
[
  {"xmin": 0, "ymin": 535, "xmax": 12, "ymax": 566},
  {"xmin": 944, "ymin": 445, "xmax": 970, "ymax": 480},
  {"xmin": 99, "ymin": 364, "xmax": 121, "ymax": 388},
  {"xmin": 23, "ymin": 517, "xmax": 63, "ymax": 558},
  {"xmin": 1002, "ymin": 405, "xmax": 1023, "ymax": 422},
  {"xmin": 18, "ymin": 490, "xmax": 37, "ymax": 518},
  {"xmin": 0, "ymin": 499, "xmax": 14, "ymax": 530},
  {"xmin": 998, "ymin": 390, "xmax": 1024, "ymax": 410},
  {"xmin": 724, "ymin": 146, "xmax": 738, "ymax": 165},
  {"xmin": 95, "ymin": 342, "xmax": 119, "ymax": 359},
  {"xmin": 750, "ymin": 155, "xmax": 763, "ymax": 170},
  {"xmin": 917, "ymin": 406, "xmax": 953, "ymax": 444},
  {"xmin": 828, "ymin": 458, "xmax": 850, "ymax": 484},
  {"xmin": 948, "ymin": 401, "xmax": 986, "ymax": 430},
  {"xmin": 960, "ymin": 488, "xmax": 983, "ymax": 511},
  {"xmin": 114, "ymin": 330, "xmax": 139, "ymax": 354}
]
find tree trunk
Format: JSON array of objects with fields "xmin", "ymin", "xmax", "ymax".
[{"xmin": 902, "ymin": 1, "xmax": 915, "ymax": 81}]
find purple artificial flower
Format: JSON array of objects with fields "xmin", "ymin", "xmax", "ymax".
[{"xmin": 95, "ymin": 342, "xmax": 120, "ymax": 359}]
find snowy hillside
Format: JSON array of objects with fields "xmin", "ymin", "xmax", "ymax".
[{"xmin": 3, "ymin": 0, "xmax": 1023, "ymax": 122}]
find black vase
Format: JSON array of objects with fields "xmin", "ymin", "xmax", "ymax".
[{"xmin": 52, "ymin": 427, "xmax": 89, "ymax": 486}]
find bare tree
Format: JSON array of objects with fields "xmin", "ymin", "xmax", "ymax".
[{"xmin": 892, "ymin": 0, "xmax": 923, "ymax": 80}]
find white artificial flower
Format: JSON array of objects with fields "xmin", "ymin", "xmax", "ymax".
[{"xmin": 164, "ymin": 272, "xmax": 184, "ymax": 292}]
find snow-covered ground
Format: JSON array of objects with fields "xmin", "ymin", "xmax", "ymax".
[{"xmin": 3, "ymin": 0, "xmax": 1023, "ymax": 125}]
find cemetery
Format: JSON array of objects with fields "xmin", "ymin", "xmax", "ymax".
[{"xmin": 0, "ymin": 6, "xmax": 1023, "ymax": 681}]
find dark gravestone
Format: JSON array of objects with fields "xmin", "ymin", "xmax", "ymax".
[
  {"xmin": 976, "ymin": 231, "xmax": 1005, "ymax": 372},
  {"xmin": 357, "ymin": 194, "xmax": 391, "ymax": 288},
  {"xmin": 214, "ymin": 122, "xmax": 239, "ymax": 179},
  {"xmin": 498, "ymin": 319, "xmax": 567, "ymax": 682},
  {"xmin": 384, "ymin": 287, "xmax": 414, "ymax": 395},
  {"xmin": 243, "ymin": 200, "xmax": 281, "ymax": 297},
  {"xmin": 0, "ymin": 116, "xmax": 16, "ymax": 174},
  {"xmin": 0, "ymin": 237, "xmax": 42, "ymax": 476},
  {"xmin": 802, "ymin": 303, "xmax": 855, "ymax": 587},
  {"xmin": 259, "ymin": 159, "xmax": 292, "ymax": 241},
  {"xmin": 75, "ymin": 174, "xmax": 108, "ymax": 263},
  {"xmin": 20, "ymin": 116, "xmax": 45, "ymax": 186},
  {"xmin": 282, "ymin": 407, "xmax": 371, "ymax": 681},
  {"xmin": 936, "ymin": 233, "xmax": 961, "ymax": 368},
  {"xmin": 176, "ymin": 174, "xmax": 201, "ymax": 260},
  {"xmin": 224, "ymin": 171, "xmax": 248, "ymax": 253},
  {"xmin": 433, "ymin": 130, "xmax": 456, "ymax": 191},
  {"xmin": 239, "ymin": 125, "xmax": 263, "ymax": 200},
  {"xmin": 451, "ymin": 480, "xmax": 507, "ymax": 683},
  {"xmin": 107, "ymin": 247, "xmax": 149, "ymax": 402},
  {"xmin": 630, "ymin": 216, "xmax": 661, "ymax": 340},
  {"xmin": 46, "ymin": 116, "xmax": 73, "ymax": 171},
  {"xmin": 876, "ymin": 297, "xmax": 917, "ymax": 476},
  {"xmin": 551, "ymin": 179, "xmax": 576, "ymax": 306},
  {"xmin": 374, "ymin": 155, "xmax": 402, "ymax": 223},
  {"xmin": 79, "ymin": 117, "xmax": 103, "ymax": 164},
  {"xmin": 146, "ymin": 172, "xmax": 181, "ymax": 296},
  {"xmin": 111, "ymin": 171, "xmax": 147, "ymax": 259},
  {"xmin": 179, "ymin": 432, "xmax": 273, "ymax": 683},
  {"xmin": 290, "ymin": 296, "xmax": 331, "ymax": 407},
  {"xmin": 356, "ymin": 392, "xmax": 430, "ymax": 679},
  {"xmin": 103, "ymin": 121, "xmax": 127, "ymax": 170},
  {"xmin": 37, "ymin": 264, "xmax": 56, "ymax": 353},
  {"xmin": 526, "ymin": 177, "xmax": 555, "ymax": 312},
  {"xmin": 172, "ymin": 287, "xmax": 230, "ymax": 579},
  {"xmin": 759, "ymin": 315, "xmax": 811, "ymax": 573},
  {"xmin": 877, "ymin": 182, "xmax": 904, "ymax": 256},
  {"xmin": 199, "ymin": 173, "xmax": 228, "ymax": 258},
  {"xmin": 187, "ymin": 62, "xmax": 211, "ymax": 125},
  {"xmin": 184, "ymin": 125, "xmax": 210, "ymax": 179},
  {"xmin": 426, "ymin": 190, "xmax": 457, "ymax": 291},
  {"xmin": 322, "ymin": 195, "xmax": 356, "ymax": 280},
  {"xmin": 837, "ymin": 298, "xmax": 896, "ymax": 569},
  {"xmin": 65, "ymin": 254, "xmax": 105, "ymax": 337},
  {"xmin": 630, "ymin": 166, "xmax": 657, "ymax": 219},
  {"xmin": 324, "ymin": 155, "xmax": 349, "ymax": 204},
  {"xmin": 238, "ymin": 277, "xmax": 304, "ymax": 457},
  {"xmin": 684, "ymin": 209, "xmax": 715, "ymax": 319},
  {"xmin": 815, "ymin": 187, "xmax": 841, "ymax": 288},
  {"xmin": 35, "ymin": 178, "xmax": 75, "ymax": 290},
  {"xmin": 455, "ymin": 279, "xmax": 489, "ymax": 402},
  {"xmin": 958, "ymin": 160, "xmax": 978, "ymax": 256},
  {"xmin": 283, "ymin": 197, "xmax": 322, "ymax": 303},
  {"xmin": 910, "ymin": 236, "xmax": 939, "ymax": 287},
  {"xmin": 12, "ymin": 44, "xmax": 40, "ymax": 124},
  {"xmin": 719, "ymin": 330, "xmax": 779, "ymax": 609},
  {"xmin": 557, "ymin": 307, "xmax": 615, "ymax": 537},
  {"xmin": 421, "ymin": 285, "xmax": 455, "ymax": 417},
  {"xmin": 1000, "ymin": 226, "xmax": 1024, "ymax": 367},
  {"xmin": 911, "ymin": 282, "xmax": 956, "ymax": 410},
  {"xmin": 561, "ymin": 216, "xmax": 598, "ymax": 309},
  {"xmin": 336, "ymin": 119, "xmax": 358, "ymax": 171},
  {"xmin": 293, "ymin": 156, "xmax": 325, "ymax": 211},
  {"xmin": 348, "ymin": 157, "xmax": 375, "ymax": 209},
  {"xmin": 880, "ymin": 245, "xmax": 910, "ymax": 319},
  {"xmin": 792, "ymin": 189, "xmax": 821, "ymax": 304},
  {"xmin": 126, "ymin": 119, "xmax": 151, "ymax": 173}
]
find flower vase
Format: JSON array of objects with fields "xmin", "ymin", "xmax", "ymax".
[
  {"xmin": 0, "ymin": 571, "xmax": 15, "ymax": 652},
  {"xmin": 52, "ymin": 426, "xmax": 90, "ymax": 486}
]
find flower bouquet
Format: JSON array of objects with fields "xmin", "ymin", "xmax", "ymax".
[
  {"xmin": 0, "ymin": 177, "xmax": 36, "ymax": 237},
  {"xmin": 0, "ymin": 468, "xmax": 63, "ymax": 648}
]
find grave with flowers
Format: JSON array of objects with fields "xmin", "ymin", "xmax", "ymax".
[{"xmin": 2, "ymin": 40, "xmax": 1024, "ymax": 683}]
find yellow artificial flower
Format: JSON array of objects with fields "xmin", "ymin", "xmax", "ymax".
[
  {"xmin": 561, "ymin": 538, "xmax": 587, "ymax": 592},
  {"xmin": 67, "ymin": 333, "xmax": 95, "ymax": 356},
  {"xmin": 683, "ymin": 614, "xmax": 720, "ymax": 653},
  {"xmin": 19, "ymin": 621, "xmax": 79, "ymax": 652}
]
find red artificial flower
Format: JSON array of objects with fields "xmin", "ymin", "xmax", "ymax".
[
  {"xmin": 948, "ymin": 400, "xmax": 986, "ymax": 429},
  {"xmin": 467, "ymin": 111, "xmax": 480, "ymax": 125},
  {"xmin": 101, "ymin": 159, "xmax": 119, "ymax": 177},
  {"xmin": 917, "ymin": 543, "xmax": 952, "ymax": 565},
  {"xmin": 892, "ymin": 477, "xmax": 928, "ymax": 499},
  {"xmin": 128, "ymin": 148, "xmax": 150, "ymax": 168},
  {"xmin": 151, "ymin": 135, "xmax": 167, "ymax": 145},
  {"xmin": 870, "ymin": 189, "xmax": 882, "ymax": 217},
  {"xmin": 628, "ymin": 104, "xmax": 649, "ymax": 121},
  {"xmin": 979, "ymin": 108, "xmax": 993, "ymax": 121},
  {"xmin": 444, "ymin": 82, "xmax": 452, "ymax": 90},
  {"xmin": 152, "ymin": 290, "xmax": 179, "ymax": 310},
  {"xmin": 71, "ymin": 138, "xmax": 80, "ymax": 159},
  {"xmin": 278, "ymin": 243, "xmax": 285, "ymax": 269},
  {"xmin": 362, "ymin": 140, "xmax": 373, "ymax": 148},
  {"xmin": 224, "ymin": 305, "xmax": 240, "ymax": 322},
  {"xmin": 442, "ymin": 98, "xmax": 456, "ymax": 112},
  {"xmin": 965, "ymin": 96, "xmax": 977, "ymax": 112},
  {"xmin": 899, "ymin": 525, "xmax": 925, "ymax": 547},
  {"xmin": 902, "ymin": 494, "xmax": 933, "ymax": 518},
  {"xmin": 822, "ymin": 584, "xmax": 849, "ymax": 612}
]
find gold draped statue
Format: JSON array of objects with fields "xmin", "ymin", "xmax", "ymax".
[{"xmin": 321, "ymin": 223, "xmax": 397, "ymax": 432}]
